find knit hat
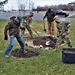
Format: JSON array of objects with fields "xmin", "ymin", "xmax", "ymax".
[{"xmin": 17, "ymin": 15, "xmax": 22, "ymax": 23}]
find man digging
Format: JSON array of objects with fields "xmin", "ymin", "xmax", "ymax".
[
  {"xmin": 53, "ymin": 16, "xmax": 72, "ymax": 51},
  {"xmin": 4, "ymin": 16, "xmax": 27, "ymax": 58}
]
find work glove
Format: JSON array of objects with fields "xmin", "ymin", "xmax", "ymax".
[
  {"xmin": 4, "ymin": 35, "xmax": 8, "ymax": 40},
  {"xmin": 44, "ymin": 29, "xmax": 46, "ymax": 32},
  {"xmin": 20, "ymin": 27, "xmax": 25, "ymax": 31}
]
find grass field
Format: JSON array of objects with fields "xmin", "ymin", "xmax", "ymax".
[
  {"xmin": 69, "ymin": 15, "xmax": 75, "ymax": 18},
  {"xmin": 0, "ymin": 19, "xmax": 75, "ymax": 75}
]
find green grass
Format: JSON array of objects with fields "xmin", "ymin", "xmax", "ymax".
[
  {"xmin": 69, "ymin": 15, "xmax": 75, "ymax": 18},
  {"xmin": 0, "ymin": 19, "xmax": 75, "ymax": 75}
]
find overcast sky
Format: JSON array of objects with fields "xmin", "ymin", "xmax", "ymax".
[
  {"xmin": 32, "ymin": 0, "xmax": 75, "ymax": 6},
  {"xmin": 2, "ymin": 0, "xmax": 75, "ymax": 10}
]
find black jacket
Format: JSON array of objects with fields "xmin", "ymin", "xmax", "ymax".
[{"xmin": 43, "ymin": 11, "xmax": 56, "ymax": 22}]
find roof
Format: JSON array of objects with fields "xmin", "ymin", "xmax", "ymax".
[{"xmin": 68, "ymin": 1, "xmax": 75, "ymax": 4}]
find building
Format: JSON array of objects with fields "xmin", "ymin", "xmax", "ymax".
[{"xmin": 68, "ymin": 1, "xmax": 75, "ymax": 11}]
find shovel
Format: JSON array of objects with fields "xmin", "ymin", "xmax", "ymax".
[
  {"xmin": 43, "ymin": 20, "xmax": 46, "ymax": 32},
  {"xmin": 30, "ymin": 26, "xmax": 41, "ymax": 37}
]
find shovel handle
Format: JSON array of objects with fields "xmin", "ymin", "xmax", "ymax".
[{"xmin": 43, "ymin": 20, "xmax": 46, "ymax": 32}]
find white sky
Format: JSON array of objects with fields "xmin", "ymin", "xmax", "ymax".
[
  {"xmin": 1, "ymin": 0, "xmax": 75, "ymax": 10},
  {"xmin": 32, "ymin": 0, "xmax": 75, "ymax": 6}
]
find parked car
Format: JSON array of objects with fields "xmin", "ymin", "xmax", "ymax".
[{"xmin": 53, "ymin": 10, "xmax": 69, "ymax": 17}]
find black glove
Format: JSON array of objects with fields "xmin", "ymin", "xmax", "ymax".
[
  {"xmin": 20, "ymin": 27, "xmax": 25, "ymax": 31},
  {"xmin": 44, "ymin": 29, "xmax": 46, "ymax": 32},
  {"xmin": 4, "ymin": 35, "xmax": 8, "ymax": 40},
  {"xmin": 57, "ymin": 34, "xmax": 60, "ymax": 37}
]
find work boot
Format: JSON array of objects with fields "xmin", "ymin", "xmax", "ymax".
[
  {"xmin": 21, "ymin": 49, "xmax": 27, "ymax": 54},
  {"xmin": 4, "ymin": 55, "xmax": 9, "ymax": 58},
  {"xmin": 23, "ymin": 50, "xmax": 27, "ymax": 54},
  {"xmin": 53, "ymin": 47, "xmax": 58, "ymax": 51}
]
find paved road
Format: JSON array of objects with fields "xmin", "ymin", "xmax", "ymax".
[
  {"xmin": 0, "ymin": 11, "xmax": 75, "ymax": 22},
  {"xmin": 32, "ymin": 11, "xmax": 75, "ymax": 22}
]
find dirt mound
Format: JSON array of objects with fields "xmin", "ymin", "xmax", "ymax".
[
  {"xmin": 33, "ymin": 36, "xmax": 65, "ymax": 49},
  {"xmin": 33, "ymin": 36, "xmax": 57, "ymax": 49},
  {"xmin": 11, "ymin": 48, "xmax": 39, "ymax": 58}
]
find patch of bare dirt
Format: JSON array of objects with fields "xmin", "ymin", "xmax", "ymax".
[
  {"xmin": 11, "ymin": 48, "xmax": 39, "ymax": 58},
  {"xmin": 33, "ymin": 36, "xmax": 57, "ymax": 49},
  {"xmin": 23, "ymin": 35, "xmax": 64, "ymax": 49}
]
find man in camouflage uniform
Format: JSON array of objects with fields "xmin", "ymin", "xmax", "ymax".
[
  {"xmin": 54, "ymin": 17, "xmax": 72, "ymax": 51},
  {"xmin": 4, "ymin": 16, "xmax": 27, "ymax": 58},
  {"xmin": 21, "ymin": 12, "xmax": 34, "ymax": 38}
]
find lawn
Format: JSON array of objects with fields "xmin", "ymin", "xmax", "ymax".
[
  {"xmin": 69, "ymin": 15, "xmax": 75, "ymax": 18},
  {"xmin": 0, "ymin": 19, "xmax": 75, "ymax": 75}
]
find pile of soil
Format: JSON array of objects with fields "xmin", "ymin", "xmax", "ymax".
[
  {"xmin": 33, "ymin": 36, "xmax": 65, "ymax": 49},
  {"xmin": 33, "ymin": 36, "xmax": 57, "ymax": 49},
  {"xmin": 11, "ymin": 48, "xmax": 39, "ymax": 58}
]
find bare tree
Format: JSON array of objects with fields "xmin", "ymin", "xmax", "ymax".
[
  {"xmin": 0, "ymin": 0, "xmax": 8, "ymax": 11},
  {"xmin": 18, "ymin": 0, "xmax": 27, "ymax": 15},
  {"xmin": 0, "ymin": 0, "xmax": 8, "ymax": 5},
  {"xmin": 29, "ymin": 0, "xmax": 32, "ymax": 11}
]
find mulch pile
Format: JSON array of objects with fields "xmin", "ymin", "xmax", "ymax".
[{"xmin": 11, "ymin": 48, "xmax": 39, "ymax": 58}]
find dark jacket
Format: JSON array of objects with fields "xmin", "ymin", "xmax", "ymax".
[
  {"xmin": 4, "ymin": 20, "xmax": 20, "ymax": 36},
  {"xmin": 43, "ymin": 11, "xmax": 56, "ymax": 22}
]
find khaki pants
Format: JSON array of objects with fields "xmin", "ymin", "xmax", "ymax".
[{"xmin": 48, "ymin": 21, "xmax": 54, "ymax": 35}]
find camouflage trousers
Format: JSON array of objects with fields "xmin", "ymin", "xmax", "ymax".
[
  {"xmin": 55, "ymin": 35, "xmax": 72, "ymax": 48},
  {"xmin": 21, "ymin": 23, "xmax": 33, "ymax": 38}
]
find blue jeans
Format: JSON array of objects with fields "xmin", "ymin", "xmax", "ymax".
[{"xmin": 4, "ymin": 34, "xmax": 25, "ymax": 55}]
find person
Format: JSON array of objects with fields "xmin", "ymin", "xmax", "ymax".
[
  {"xmin": 43, "ymin": 8, "xmax": 56, "ymax": 35},
  {"xmin": 53, "ymin": 17, "xmax": 72, "ymax": 51},
  {"xmin": 4, "ymin": 16, "xmax": 27, "ymax": 58},
  {"xmin": 21, "ymin": 12, "xmax": 34, "ymax": 38}
]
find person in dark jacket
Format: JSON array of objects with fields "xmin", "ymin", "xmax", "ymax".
[
  {"xmin": 43, "ymin": 8, "xmax": 56, "ymax": 35},
  {"xmin": 4, "ymin": 16, "xmax": 27, "ymax": 58}
]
